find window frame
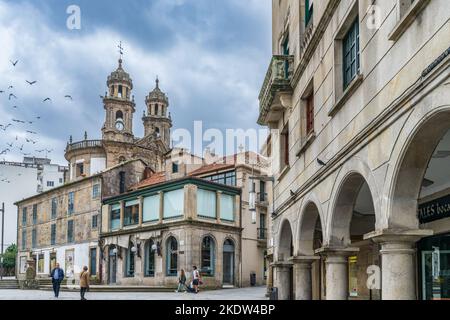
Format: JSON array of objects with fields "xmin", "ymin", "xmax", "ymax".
[
  {"xmin": 145, "ymin": 240, "xmax": 156, "ymax": 277},
  {"xmin": 201, "ymin": 236, "xmax": 216, "ymax": 277},
  {"xmin": 67, "ymin": 220, "xmax": 74, "ymax": 243},
  {"xmin": 51, "ymin": 223, "xmax": 57, "ymax": 245},
  {"xmin": 166, "ymin": 236, "xmax": 178, "ymax": 277},
  {"xmin": 342, "ymin": 18, "xmax": 360, "ymax": 90}
]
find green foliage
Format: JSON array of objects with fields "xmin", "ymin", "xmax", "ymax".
[{"xmin": 1, "ymin": 244, "xmax": 17, "ymax": 269}]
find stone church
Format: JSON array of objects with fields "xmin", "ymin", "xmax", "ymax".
[{"xmin": 65, "ymin": 57, "xmax": 172, "ymax": 181}]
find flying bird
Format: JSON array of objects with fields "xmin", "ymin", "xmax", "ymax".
[
  {"xmin": 43, "ymin": 97, "xmax": 52, "ymax": 102},
  {"xmin": 36, "ymin": 116, "xmax": 41, "ymax": 119},
  {"xmin": 12, "ymin": 106, "xmax": 18, "ymax": 109},
  {"xmin": 10, "ymin": 60, "xmax": 19, "ymax": 66},
  {"xmin": 65, "ymin": 95, "xmax": 73, "ymax": 100},
  {"xmin": 18, "ymin": 144, "xmax": 24, "ymax": 151},
  {"xmin": 12, "ymin": 119, "xmax": 25, "ymax": 123},
  {"xmin": 26, "ymin": 130, "xmax": 37, "ymax": 135},
  {"xmin": 8, "ymin": 85, "xmax": 13, "ymax": 89},
  {"xmin": 317, "ymin": 158, "xmax": 326, "ymax": 166},
  {"xmin": 26, "ymin": 80, "xmax": 37, "ymax": 85},
  {"xmin": 9, "ymin": 93, "xmax": 17, "ymax": 100},
  {"xmin": 6, "ymin": 143, "xmax": 13, "ymax": 147},
  {"xmin": 0, "ymin": 90, "xmax": 4, "ymax": 93}
]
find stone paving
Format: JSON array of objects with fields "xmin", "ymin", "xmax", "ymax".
[{"xmin": 0, "ymin": 286, "xmax": 268, "ymax": 300}]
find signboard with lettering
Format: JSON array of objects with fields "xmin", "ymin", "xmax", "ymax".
[{"xmin": 418, "ymin": 194, "xmax": 450, "ymax": 224}]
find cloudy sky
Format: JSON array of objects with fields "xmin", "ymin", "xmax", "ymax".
[{"xmin": 0, "ymin": 0, "xmax": 272, "ymax": 165}]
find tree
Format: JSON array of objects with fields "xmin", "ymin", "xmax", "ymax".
[{"xmin": 1, "ymin": 244, "xmax": 17, "ymax": 275}]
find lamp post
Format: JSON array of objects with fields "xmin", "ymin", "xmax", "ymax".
[{"xmin": 1, "ymin": 202, "xmax": 4, "ymax": 280}]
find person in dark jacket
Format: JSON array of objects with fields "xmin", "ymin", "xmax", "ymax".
[{"xmin": 50, "ymin": 263, "xmax": 65, "ymax": 298}]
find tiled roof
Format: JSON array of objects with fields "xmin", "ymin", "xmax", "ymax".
[
  {"xmin": 132, "ymin": 171, "xmax": 166, "ymax": 190},
  {"xmin": 189, "ymin": 163, "xmax": 235, "ymax": 176}
]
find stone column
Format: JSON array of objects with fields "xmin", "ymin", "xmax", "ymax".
[
  {"xmin": 119, "ymin": 200, "xmax": 125, "ymax": 229},
  {"xmin": 138, "ymin": 196, "xmax": 143, "ymax": 227},
  {"xmin": 316, "ymin": 247, "xmax": 359, "ymax": 300},
  {"xmin": 289, "ymin": 256, "xmax": 320, "ymax": 300},
  {"xmin": 272, "ymin": 261, "xmax": 293, "ymax": 300},
  {"xmin": 365, "ymin": 229, "xmax": 433, "ymax": 300},
  {"xmin": 265, "ymin": 254, "xmax": 274, "ymax": 297}
]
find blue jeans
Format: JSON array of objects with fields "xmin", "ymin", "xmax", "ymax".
[{"xmin": 52, "ymin": 281, "xmax": 61, "ymax": 297}]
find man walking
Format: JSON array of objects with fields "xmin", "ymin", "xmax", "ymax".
[
  {"xmin": 50, "ymin": 263, "xmax": 65, "ymax": 298},
  {"xmin": 79, "ymin": 266, "xmax": 90, "ymax": 300}
]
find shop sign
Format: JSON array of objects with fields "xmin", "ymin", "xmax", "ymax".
[{"xmin": 418, "ymin": 194, "xmax": 450, "ymax": 223}]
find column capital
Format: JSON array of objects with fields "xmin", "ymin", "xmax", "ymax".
[
  {"xmin": 288, "ymin": 255, "xmax": 320, "ymax": 264},
  {"xmin": 364, "ymin": 228, "xmax": 433, "ymax": 244},
  {"xmin": 314, "ymin": 246, "xmax": 359, "ymax": 257},
  {"xmin": 271, "ymin": 261, "xmax": 293, "ymax": 269}
]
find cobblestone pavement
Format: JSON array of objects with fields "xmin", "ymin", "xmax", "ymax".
[{"xmin": 0, "ymin": 286, "xmax": 268, "ymax": 300}]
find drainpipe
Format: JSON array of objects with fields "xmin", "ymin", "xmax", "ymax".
[{"xmin": 239, "ymin": 190, "xmax": 243, "ymax": 288}]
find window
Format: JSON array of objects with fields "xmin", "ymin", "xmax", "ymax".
[
  {"xmin": 305, "ymin": 0, "xmax": 314, "ymax": 26},
  {"xmin": 110, "ymin": 204, "xmax": 121, "ymax": 230},
  {"xmin": 116, "ymin": 110, "xmax": 123, "ymax": 120},
  {"xmin": 90, "ymin": 248, "xmax": 97, "ymax": 276},
  {"xmin": 67, "ymin": 220, "xmax": 74, "ymax": 243},
  {"xmin": 92, "ymin": 215, "xmax": 98, "ymax": 229},
  {"xmin": 203, "ymin": 171, "xmax": 236, "ymax": 186},
  {"xmin": 118, "ymin": 85, "xmax": 123, "ymax": 98},
  {"xmin": 197, "ymin": 189, "xmax": 216, "ymax": 218},
  {"xmin": 76, "ymin": 163, "xmax": 84, "ymax": 177},
  {"xmin": 47, "ymin": 181, "xmax": 54, "ymax": 187},
  {"xmin": 68, "ymin": 192, "xmax": 74, "ymax": 215},
  {"xmin": 51, "ymin": 198, "xmax": 57, "ymax": 219},
  {"xmin": 143, "ymin": 194, "xmax": 160, "ymax": 222},
  {"xmin": 32, "ymin": 204, "xmax": 37, "ymax": 225},
  {"xmin": 201, "ymin": 236, "xmax": 215, "ymax": 276},
  {"xmin": 125, "ymin": 245, "xmax": 135, "ymax": 277},
  {"xmin": 282, "ymin": 35, "xmax": 290, "ymax": 78},
  {"xmin": 21, "ymin": 230, "xmax": 26, "ymax": 250},
  {"xmin": 280, "ymin": 125, "xmax": 290, "ymax": 170},
  {"xmin": 59, "ymin": 178, "xmax": 63, "ymax": 183},
  {"xmin": 119, "ymin": 171, "xmax": 126, "ymax": 194},
  {"xmin": 343, "ymin": 18, "xmax": 360, "ymax": 90},
  {"xmin": 92, "ymin": 184, "xmax": 100, "ymax": 199},
  {"xmin": 124, "ymin": 200, "xmax": 139, "ymax": 226},
  {"xmin": 22, "ymin": 207, "xmax": 27, "ymax": 226},
  {"xmin": 155, "ymin": 104, "xmax": 159, "ymax": 115},
  {"xmin": 163, "ymin": 189, "xmax": 184, "ymax": 219},
  {"xmin": 166, "ymin": 236, "xmax": 178, "ymax": 276},
  {"xmin": 220, "ymin": 194, "xmax": 235, "ymax": 221},
  {"xmin": 51, "ymin": 224, "xmax": 56, "ymax": 245},
  {"xmin": 259, "ymin": 181, "xmax": 266, "ymax": 202},
  {"xmin": 172, "ymin": 162, "xmax": 179, "ymax": 174},
  {"xmin": 32, "ymin": 228, "xmax": 37, "ymax": 248},
  {"xmin": 145, "ymin": 240, "xmax": 156, "ymax": 277},
  {"xmin": 306, "ymin": 93, "xmax": 314, "ymax": 135},
  {"xmin": 37, "ymin": 254, "xmax": 44, "ymax": 273}
]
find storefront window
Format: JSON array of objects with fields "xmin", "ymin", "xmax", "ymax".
[
  {"xmin": 166, "ymin": 236, "xmax": 178, "ymax": 276},
  {"xmin": 201, "ymin": 236, "xmax": 215, "ymax": 276},
  {"xmin": 145, "ymin": 240, "xmax": 155, "ymax": 277},
  {"xmin": 125, "ymin": 245, "xmax": 135, "ymax": 277},
  {"xmin": 197, "ymin": 189, "xmax": 216, "ymax": 218},
  {"xmin": 143, "ymin": 194, "xmax": 160, "ymax": 222},
  {"xmin": 220, "ymin": 194, "xmax": 234, "ymax": 221},
  {"xmin": 419, "ymin": 233, "xmax": 450, "ymax": 300},
  {"xmin": 163, "ymin": 189, "xmax": 184, "ymax": 219}
]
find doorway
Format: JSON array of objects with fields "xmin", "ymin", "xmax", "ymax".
[
  {"xmin": 108, "ymin": 247, "xmax": 117, "ymax": 284},
  {"xmin": 223, "ymin": 239, "xmax": 235, "ymax": 286}
]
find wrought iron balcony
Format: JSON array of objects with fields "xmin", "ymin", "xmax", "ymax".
[
  {"xmin": 258, "ymin": 55, "xmax": 294, "ymax": 125},
  {"xmin": 66, "ymin": 140, "xmax": 103, "ymax": 152}
]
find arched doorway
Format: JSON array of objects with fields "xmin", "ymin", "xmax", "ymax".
[
  {"xmin": 328, "ymin": 172, "xmax": 377, "ymax": 300},
  {"xmin": 276, "ymin": 219, "xmax": 294, "ymax": 299},
  {"xmin": 297, "ymin": 201, "xmax": 323, "ymax": 300},
  {"xmin": 108, "ymin": 245, "xmax": 117, "ymax": 284},
  {"xmin": 388, "ymin": 109, "xmax": 450, "ymax": 300},
  {"xmin": 223, "ymin": 239, "xmax": 235, "ymax": 286}
]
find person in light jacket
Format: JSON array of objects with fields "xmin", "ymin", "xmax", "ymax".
[
  {"xmin": 79, "ymin": 266, "xmax": 90, "ymax": 300},
  {"xmin": 50, "ymin": 263, "xmax": 65, "ymax": 298}
]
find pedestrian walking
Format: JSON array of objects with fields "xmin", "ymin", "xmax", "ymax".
[
  {"xmin": 192, "ymin": 266, "xmax": 201, "ymax": 294},
  {"xmin": 50, "ymin": 263, "xmax": 65, "ymax": 298},
  {"xmin": 79, "ymin": 266, "xmax": 90, "ymax": 300},
  {"xmin": 175, "ymin": 269, "xmax": 186, "ymax": 292}
]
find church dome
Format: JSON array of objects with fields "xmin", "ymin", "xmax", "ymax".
[
  {"xmin": 107, "ymin": 59, "xmax": 133, "ymax": 89},
  {"xmin": 146, "ymin": 78, "xmax": 168, "ymax": 104}
]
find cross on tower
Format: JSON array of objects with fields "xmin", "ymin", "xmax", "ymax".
[{"xmin": 118, "ymin": 41, "xmax": 124, "ymax": 59}]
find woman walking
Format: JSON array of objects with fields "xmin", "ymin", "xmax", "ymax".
[
  {"xmin": 175, "ymin": 269, "xmax": 187, "ymax": 292},
  {"xmin": 79, "ymin": 266, "xmax": 90, "ymax": 300}
]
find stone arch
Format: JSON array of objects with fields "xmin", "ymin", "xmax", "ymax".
[
  {"xmin": 326, "ymin": 157, "xmax": 380, "ymax": 247},
  {"xmin": 297, "ymin": 192, "xmax": 325, "ymax": 256},
  {"xmin": 385, "ymin": 103, "xmax": 450, "ymax": 230},
  {"xmin": 277, "ymin": 218, "xmax": 294, "ymax": 261}
]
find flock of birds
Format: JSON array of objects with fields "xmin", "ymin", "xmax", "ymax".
[{"xmin": 0, "ymin": 59, "xmax": 73, "ymax": 181}]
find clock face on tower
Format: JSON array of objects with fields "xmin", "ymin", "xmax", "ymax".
[{"xmin": 115, "ymin": 120, "xmax": 124, "ymax": 131}]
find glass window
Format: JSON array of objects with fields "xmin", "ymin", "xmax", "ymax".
[
  {"xmin": 51, "ymin": 224, "xmax": 56, "ymax": 245},
  {"xmin": 92, "ymin": 184, "xmax": 100, "ymax": 199},
  {"xmin": 119, "ymin": 171, "xmax": 126, "ymax": 194},
  {"xmin": 51, "ymin": 198, "xmax": 57, "ymax": 219},
  {"xmin": 68, "ymin": 192, "xmax": 74, "ymax": 215},
  {"xmin": 21, "ymin": 230, "xmax": 26, "ymax": 250},
  {"xmin": 124, "ymin": 200, "xmax": 139, "ymax": 226},
  {"xmin": 203, "ymin": 171, "xmax": 236, "ymax": 186},
  {"xmin": 32, "ymin": 229, "xmax": 37, "ymax": 248},
  {"xmin": 305, "ymin": 0, "xmax": 314, "ymax": 26},
  {"xmin": 201, "ymin": 236, "xmax": 215, "ymax": 276},
  {"xmin": 143, "ymin": 194, "xmax": 160, "ymax": 222},
  {"xmin": 47, "ymin": 181, "xmax": 54, "ymax": 187},
  {"xmin": 172, "ymin": 162, "xmax": 179, "ymax": 174},
  {"xmin": 22, "ymin": 207, "xmax": 27, "ymax": 226},
  {"xmin": 125, "ymin": 246, "xmax": 135, "ymax": 277},
  {"xmin": 197, "ymin": 189, "xmax": 216, "ymax": 218},
  {"xmin": 145, "ymin": 240, "xmax": 156, "ymax": 277},
  {"xmin": 92, "ymin": 215, "xmax": 98, "ymax": 229},
  {"xmin": 166, "ymin": 236, "xmax": 178, "ymax": 276},
  {"xmin": 163, "ymin": 189, "xmax": 184, "ymax": 219},
  {"xmin": 90, "ymin": 248, "xmax": 97, "ymax": 276},
  {"xmin": 67, "ymin": 220, "xmax": 74, "ymax": 243},
  {"xmin": 220, "ymin": 194, "xmax": 235, "ymax": 221},
  {"xmin": 343, "ymin": 18, "xmax": 360, "ymax": 89},
  {"xmin": 110, "ymin": 204, "xmax": 121, "ymax": 230},
  {"xmin": 32, "ymin": 204, "xmax": 37, "ymax": 225}
]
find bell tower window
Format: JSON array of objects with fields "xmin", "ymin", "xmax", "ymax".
[
  {"xmin": 116, "ymin": 110, "xmax": 123, "ymax": 120},
  {"xmin": 118, "ymin": 85, "xmax": 123, "ymax": 98},
  {"xmin": 155, "ymin": 104, "xmax": 159, "ymax": 116}
]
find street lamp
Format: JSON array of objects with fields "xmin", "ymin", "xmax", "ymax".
[{"xmin": 249, "ymin": 182, "xmax": 257, "ymax": 224}]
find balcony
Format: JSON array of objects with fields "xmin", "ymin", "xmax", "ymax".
[
  {"xmin": 257, "ymin": 227, "xmax": 267, "ymax": 248},
  {"xmin": 258, "ymin": 55, "xmax": 294, "ymax": 125},
  {"xmin": 65, "ymin": 140, "xmax": 103, "ymax": 153},
  {"xmin": 256, "ymin": 192, "xmax": 269, "ymax": 207}
]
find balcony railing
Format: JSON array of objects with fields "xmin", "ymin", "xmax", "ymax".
[
  {"xmin": 66, "ymin": 140, "xmax": 103, "ymax": 152},
  {"xmin": 257, "ymin": 228, "xmax": 267, "ymax": 240},
  {"xmin": 258, "ymin": 55, "xmax": 294, "ymax": 125},
  {"xmin": 257, "ymin": 192, "xmax": 268, "ymax": 205}
]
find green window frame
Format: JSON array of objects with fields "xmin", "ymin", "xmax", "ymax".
[
  {"xmin": 305, "ymin": 0, "xmax": 314, "ymax": 26},
  {"xmin": 343, "ymin": 18, "xmax": 360, "ymax": 89}
]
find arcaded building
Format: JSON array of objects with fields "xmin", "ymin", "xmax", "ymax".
[{"xmin": 258, "ymin": 0, "xmax": 450, "ymax": 300}]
